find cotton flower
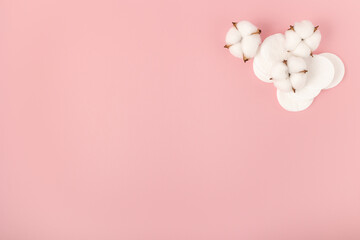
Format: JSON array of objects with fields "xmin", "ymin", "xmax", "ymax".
[
  {"xmin": 270, "ymin": 56, "xmax": 308, "ymax": 92},
  {"xmin": 225, "ymin": 21, "xmax": 261, "ymax": 62},
  {"xmin": 285, "ymin": 20, "xmax": 321, "ymax": 57}
]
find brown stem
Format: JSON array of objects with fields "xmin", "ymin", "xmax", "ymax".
[
  {"xmin": 232, "ymin": 22, "xmax": 238, "ymax": 30},
  {"xmin": 243, "ymin": 55, "xmax": 249, "ymax": 63},
  {"xmin": 251, "ymin": 29, "xmax": 261, "ymax": 35},
  {"xmin": 314, "ymin": 25, "xmax": 319, "ymax": 32}
]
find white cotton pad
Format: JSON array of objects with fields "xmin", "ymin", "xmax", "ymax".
[
  {"xmin": 253, "ymin": 54, "xmax": 273, "ymax": 83},
  {"xmin": 277, "ymin": 89, "xmax": 314, "ymax": 112},
  {"xmin": 304, "ymin": 55, "xmax": 335, "ymax": 90},
  {"xmin": 225, "ymin": 26, "xmax": 242, "ymax": 45},
  {"xmin": 293, "ymin": 85, "xmax": 321, "ymax": 100},
  {"xmin": 260, "ymin": 33, "xmax": 288, "ymax": 63},
  {"xmin": 320, "ymin": 53, "xmax": 345, "ymax": 89}
]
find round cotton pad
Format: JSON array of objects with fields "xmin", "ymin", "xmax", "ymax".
[
  {"xmin": 253, "ymin": 54, "xmax": 272, "ymax": 83},
  {"xmin": 320, "ymin": 53, "xmax": 345, "ymax": 89},
  {"xmin": 304, "ymin": 55, "xmax": 335, "ymax": 90},
  {"xmin": 260, "ymin": 33, "xmax": 287, "ymax": 63},
  {"xmin": 293, "ymin": 85, "xmax": 321, "ymax": 100},
  {"xmin": 277, "ymin": 90, "xmax": 314, "ymax": 112}
]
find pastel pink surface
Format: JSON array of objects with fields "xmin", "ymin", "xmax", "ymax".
[{"xmin": 0, "ymin": 0, "xmax": 360, "ymax": 239}]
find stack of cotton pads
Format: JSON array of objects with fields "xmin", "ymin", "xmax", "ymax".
[{"xmin": 225, "ymin": 20, "xmax": 345, "ymax": 112}]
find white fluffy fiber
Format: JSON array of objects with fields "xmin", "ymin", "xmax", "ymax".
[
  {"xmin": 271, "ymin": 62, "xmax": 288, "ymax": 80},
  {"xmin": 228, "ymin": 43, "xmax": 243, "ymax": 58},
  {"xmin": 290, "ymin": 73, "xmax": 307, "ymax": 90},
  {"xmin": 225, "ymin": 21, "xmax": 261, "ymax": 61},
  {"xmin": 305, "ymin": 30, "xmax": 321, "ymax": 51},
  {"xmin": 294, "ymin": 20, "xmax": 315, "ymax": 39},
  {"xmin": 270, "ymin": 56, "xmax": 308, "ymax": 92},
  {"xmin": 225, "ymin": 27, "xmax": 242, "ymax": 45},
  {"xmin": 242, "ymin": 34, "xmax": 261, "ymax": 59},
  {"xmin": 287, "ymin": 56, "xmax": 307, "ymax": 73},
  {"xmin": 274, "ymin": 79, "xmax": 292, "ymax": 92},
  {"xmin": 285, "ymin": 20, "xmax": 321, "ymax": 57},
  {"xmin": 235, "ymin": 21, "xmax": 258, "ymax": 37},
  {"xmin": 284, "ymin": 30, "xmax": 301, "ymax": 51}
]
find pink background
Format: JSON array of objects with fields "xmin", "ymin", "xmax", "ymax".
[{"xmin": 1, "ymin": 0, "xmax": 360, "ymax": 239}]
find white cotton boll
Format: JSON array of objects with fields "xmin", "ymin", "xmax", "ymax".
[
  {"xmin": 242, "ymin": 34, "xmax": 261, "ymax": 59},
  {"xmin": 290, "ymin": 73, "xmax": 307, "ymax": 90},
  {"xmin": 235, "ymin": 21, "xmax": 258, "ymax": 37},
  {"xmin": 225, "ymin": 26, "xmax": 242, "ymax": 45},
  {"xmin": 294, "ymin": 20, "xmax": 315, "ymax": 39},
  {"xmin": 287, "ymin": 56, "xmax": 307, "ymax": 73},
  {"xmin": 260, "ymin": 34, "xmax": 288, "ymax": 62},
  {"xmin": 228, "ymin": 42, "xmax": 243, "ymax": 58},
  {"xmin": 304, "ymin": 30, "xmax": 321, "ymax": 51},
  {"xmin": 285, "ymin": 30, "xmax": 301, "ymax": 51},
  {"xmin": 273, "ymin": 78, "xmax": 292, "ymax": 92},
  {"xmin": 277, "ymin": 90, "xmax": 314, "ymax": 112},
  {"xmin": 292, "ymin": 41, "xmax": 312, "ymax": 57},
  {"xmin": 271, "ymin": 62, "xmax": 289, "ymax": 80}
]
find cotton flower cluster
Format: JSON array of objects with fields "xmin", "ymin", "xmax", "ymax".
[
  {"xmin": 224, "ymin": 20, "xmax": 345, "ymax": 112},
  {"xmin": 225, "ymin": 21, "xmax": 261, "ymax": 62}
]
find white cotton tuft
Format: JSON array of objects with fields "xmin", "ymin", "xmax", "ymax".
[
  {"xmin": 292, "ymin": 41, "xmax": 311, "ymax": 57},
  {"xmin": 260, "ymin": 34, "xmax": 288, "ymax": 63},
  {"xmin": 304, "ymin": 30, "xmax": 321, "ymax": 51},
  {"xmin": 290, "ymin": 73, "xmax": 307, "ymax": 90},
  {"xmin": 271, "ymin": 62, "xmax": 288, "ymax": 80},
  {"xmin": 225, "ymin": 27, "xmax": 242, "ymax": 45},
  {"xmin": 235, "ymin": 21, "xmax": 258, "ymax": 37},
  {"xmin": 287, "ymin": 56, "xmax": 307, "ymax": 73},
  {"xmin": 273, "ymin": 78, "xmax": 292, "ymax": 92},
  {"xmin": 285, "ymin": 30, "xmax": 301, "ymax": 51},
  {"xmin": 228, "ymin": 42, "xmax": 243, "ymax": 58},
  {"xmin": 294, "ymin": 20, "xmax": 315, "ymax": 39},
  {"xmin": 242, "ymin": 34, "xmax": 261, "ymax": 59}
]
